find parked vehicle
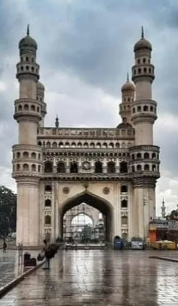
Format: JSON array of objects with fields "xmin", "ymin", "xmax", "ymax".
[
  {"xmin": 151, "ymin": 240, "xmax": 177, "ymax": 250},
  {"xmin": 131, "ymin": 237, "xmax": 145, "ymax": 250}
]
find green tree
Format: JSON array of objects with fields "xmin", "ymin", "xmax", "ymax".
[{"xmin": 0, "ymin": 186, "xmax": 16, "ymax": 237}]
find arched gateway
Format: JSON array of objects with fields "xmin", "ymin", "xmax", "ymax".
[
  {"xmin": 12, "ymin": 28, "xmax": 160, "ymax": 247},
  {"xmin": 60, "ymin": 191, "xmax": 113, "ymax": 242}
]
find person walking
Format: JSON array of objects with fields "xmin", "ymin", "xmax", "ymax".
[{"xmin": 2, "ymin": 239, "xmax": 7, "ymax": 253}]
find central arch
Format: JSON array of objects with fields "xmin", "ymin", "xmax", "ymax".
[{"xmin": 60, "ymin": 191, "xmax": 113, "ymax": 242}]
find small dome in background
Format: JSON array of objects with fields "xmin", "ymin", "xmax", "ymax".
[
  {"xmin": 19, "ymin": 25, "xmax": 37, "ymax": 50},
  {"xmin": 121, "ymin": 74, "xmax": 135, "ymax": 92},
  {"xmin": 134, "ymin": 27, "xmax": 152, "ymax": 52},
  {"xmin": 37, "ymin": 81, "xmax": 45, "ymax": 90}
]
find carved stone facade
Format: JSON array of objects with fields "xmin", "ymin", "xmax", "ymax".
[{"xmin": 12, "ymin": 27, "xmax": 160, "ymax": 246}]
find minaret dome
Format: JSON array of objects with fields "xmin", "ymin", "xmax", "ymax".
[
  {"xmin": 19, "ymin": 25, "xmax": 37, "ymax": 52},
  {"xmin": 134, "ymin": 27, "xmax": 152, "ymax": 52}
]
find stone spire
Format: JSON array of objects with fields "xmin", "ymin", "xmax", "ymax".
[
  {"xmin": 161, "ymin": 199, "xmax": 166, "ymax": 218},
  {"xmin": 55, "ymin": 116, "xmax": 59, "ymax": 128}
]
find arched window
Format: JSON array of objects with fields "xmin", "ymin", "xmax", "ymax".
[
  {"xmin": 152, "ymin": 153, "xmax": 156, "ymax": 159},
  {"xmin": 77, "ymin": 142, "xmax": 82, "ymax": 147},
  {"xmin": 31, "ymin": 105, "xmax": 35, "ymax": 111},
  {"xmin": 116, "ymin": 143, "xmax": 120, "ymax": 148},
  {"xmin": 144, "ymin": 164, "xmax": 149, "ymax": 171},
  {"xmin": 133, "ymin": 107, "xmax": 135, "ymax": 113},
  {"xmin": 143, "ymin": 105, "xmax": 148, "ymax": 111},
  {"xmin": 103, "ymin": 142, "xmax": 107, "ymax": 148},
  {"xmin": 18, "ymin": 105, "xmax": 22, "ymax": 111},
  {"xmin": 144, "ymin": 152, "xmax": 149, "ymax": 159},
  {"xmin": 144, "ymin": 68, "xmax": 147, "ymax": 73},
  {"xmin": 109, "ymin": 142, "xmax": 114, "ymax": 148},
  {"xmin": 121, "ymin": 216, "xmax": 128, "ymax": 226},
  {"xmin": 152, "ymin": 164, "xmax": 156, "ymax": 171},
  {"xmin": 150, "ymin": 106, "xmax": 153, "ymax": 112},
  {"xmin": 70, "ymin": 162, "xmax": 78, "ymax": 173},
  {"xmin": 31, "ymin": 164, "xmax": 36, "ymax": 171},
  {"xmin": 132, "ymin": 154, "xmax": 135, "ymax": 160},
  {"xmin": 95, "ymin": 161, "xmax": 103, "ymax": 173},
  {"xmin": 132, "ymin": 166, "xmax": 135, "ymax": 172},
  {"xmin": 137, "ymin": 164, "xmax": 142, "ymax": 171},
  {"xmin": 17, "ymin": 164, "xmax": 20, "ymax": 171},
  {"xmin": 45, "ymin": 199, "xmax": 51, "ymax": 207},
  {"xmin": 45, "ymin": 215, "xmax": 51, "ymax": 225},
  {"xmin": 38, "ymin": 141, "xmax": 42, "ymax": 146},
  {"xmin": 122, "ymin": 142, "xmax": 126, "ymax": 148},
  {"xmin": 24, "ymin": 104, "xmax": 28, "ymax": 110},
  {"xmin": 23, "ymin": 151, "xmax": 29, "ymax": 158},
  {"xmin": 23, "ymin": 163, "xmax": 29, "ymax": 171},
  {"xmin": 136, "ymin": 153, "xmax": 142, "ymax": 159},
  {"xmin": 107, "ymin": 161, "xmax": 115, "ymax": 173},
  {"xmin": 52, "ymin": 142, "xmax": 57, "ymax": 148},
  {"xmin": 44, "ymin": 161, "xmax": 53, "ymax": 173},
  {"xmin": 38, "ymin": 165, "xmax": 41, "ymax": 172},
  {"xmin": 121, "ymin": 185, "xmax": 128, "ymax": 193},
  {"xmin": 71, "ymin": 142, "xmax": 76, "ymax": 147},
  {"xmin": 31, "ymin": 152, "xmax": 36, "ymax": 159},
  {"xmin": 137, "ymin": 106, "xmax": 141, "ymax": 112},
  {"xmin": 59, "ymin": 142, "xmax": 63, "ymax": 148},
  {"xmin": 96, "ymin": 142, "xmax": 101, "ymax": 148},
  {"xmin": 90, "ymin": 142, "xmax": 95, "ymax": 148},
  {"xmin": 120, "ymin": 161, "xmax": 128, "ymax": 173},
  {"xmin": 45, "ymin": 185, "xmax": 52, "ymax": 192},
  {"xmin": 121, "ymin": 200, "xmax": 128, "ymax": 209},
  {"xmin": 17, "ymin": 152, "xmax": 21, "ymax": 158},
  {"xmin": 46, "ymin": 142, "xmax": 51, "ymax": 148},
  {"xmin": 57, "ymin": 162, "xmax": 66, "ymax": 173},
  {"xmin": 65, "ymin": 142, "xmax": 70, "ymax": 148},
  {"xmin": 84, "ymin": 142, "xmax": 88, "ymax": 148}
]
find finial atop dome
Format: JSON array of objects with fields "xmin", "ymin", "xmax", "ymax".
[
  {"xmin": 134, "ymin": 28, "xmax": 152, "ymax": 52},
  {"xmin": 121, "ymin": 74, "xmax": 135, "ymax": 92},
  {"xmin": 27, "ymin": 24, "xmax": 30, "ymax": 36},
  {"xmin": 141, "ymin": 26, "xmax": 144, "ymax": 39}
]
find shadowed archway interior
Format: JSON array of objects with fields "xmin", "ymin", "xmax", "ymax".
[{"xmin": 61, "ymin": 191, "xmax": 113, "ymax": 242}]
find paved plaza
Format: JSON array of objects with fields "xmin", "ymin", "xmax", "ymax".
[{"xmin": 0, "ymin": 250, "xmax": 178, "ymax": 305}]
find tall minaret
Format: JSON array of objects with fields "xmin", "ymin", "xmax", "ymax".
[
  {"xmin": 130, "ymin": 28, "xmax": 160, "ymax": 239},
  {"xmin": 12, "ymin": 26, "xmax": 43, "ymax": 246},
  {"xmin": 131, "ymin": 27, "xmax": 157, "ymax": 145},
  {"xmin": 119, "ymin": 74, "xmax": 135, "ymax": 125}
]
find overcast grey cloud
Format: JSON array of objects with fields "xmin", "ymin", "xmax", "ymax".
[{"xmin": 0, "ymin": 0, "xmax": 178, "ymax": 215}]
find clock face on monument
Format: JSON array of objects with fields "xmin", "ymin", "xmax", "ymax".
[{"xmin": 83, "ymin": 161, "xmax": 90, "ymax": 170}]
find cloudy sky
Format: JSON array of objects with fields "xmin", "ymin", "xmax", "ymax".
[{"xmin": 0, "ymin": 0, "xmax": 178, "ymax": 216}]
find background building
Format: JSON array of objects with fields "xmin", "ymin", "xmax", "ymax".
[{"xmin": 12, "ymin": 27, "xmax": 160, "ymax": 246}]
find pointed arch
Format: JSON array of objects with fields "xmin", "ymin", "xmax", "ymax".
[{"xmin": 60, "ymin": 190, "xmax": 113, "ymax": 242}]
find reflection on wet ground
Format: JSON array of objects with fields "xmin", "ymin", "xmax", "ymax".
[
  {"xmin": 0, "ymin": 250, "xmax": 38, "ymax": 291},
  {"xmin": 1, "ymin": 250, "xmax": 178, "ymax": 305}
]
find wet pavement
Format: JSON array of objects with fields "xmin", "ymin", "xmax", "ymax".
[
  {"xmin": 0, "ymin": 250, "xmax": 38, "ymax": 291},
  {"xmin": 1, "ymin": 250, "xmax": 178, "ymax": 305}
]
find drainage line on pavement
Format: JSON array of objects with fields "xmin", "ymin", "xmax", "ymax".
[{"xmin": 0, "ymin": 261, "xmax": 45, "ymax": 299}]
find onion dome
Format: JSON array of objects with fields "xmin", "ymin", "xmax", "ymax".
[
  {"xmin": 37, "ymin": 81, "xmax": 45, "ymax": 90},
  {"xmin": 19, "ymin": 25, "xmax": 37, "ymax": 50},
  {"xmin": 134, "ymin": 27, "xmax": 152, "ymax": 52},
  {"xmin": 117, "ymin": 122, "xmax": 132, "ymax": 129},
  {"xmin": 121, "ymin": 74, "xmax": 135, "ymax": 92}
]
